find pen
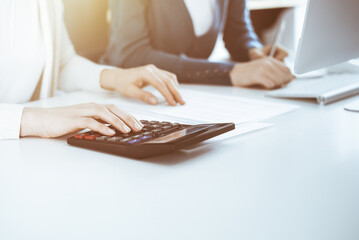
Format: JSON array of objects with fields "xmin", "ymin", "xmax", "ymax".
[{"xmin": 270, "ymin": 19, "xmax": 286, "ymax": 58}]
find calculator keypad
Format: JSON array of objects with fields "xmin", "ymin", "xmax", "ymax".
[{"xmin": 73, "ymin": 120, "xmax": 185, "ymax": 145}]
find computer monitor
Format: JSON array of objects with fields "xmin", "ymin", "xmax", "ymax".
[{"xmin": 294, "ymin": 0, "xmax": 359, "ymax": 74}]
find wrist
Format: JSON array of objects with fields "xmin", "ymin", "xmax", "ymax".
[
  {"xmin": 100, "ymin": 68, "xmax": 120, "ymax": 91},
  {"xmin": 20, "ymin": 108, "xmax": 40, "ymax": 137},
  {"xmin": 230, "ymin": 64, "xmax": 241, "ymax": 85}
]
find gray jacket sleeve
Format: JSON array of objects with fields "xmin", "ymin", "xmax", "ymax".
[
  {"xmin": 102, "ymin": 0, "xmax": 234, "ymax": 85},
  {"xmin": 102, "ymin": 0, "xmax": 261, "ymax": 85},
  {"xmin": 223, "ymin": 0, "xmax": 262, "ymax": 62}
]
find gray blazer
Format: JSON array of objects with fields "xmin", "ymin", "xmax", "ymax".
[{"xmin": 102, "ymin": 0, "xmax": 262, "ymax": 85}]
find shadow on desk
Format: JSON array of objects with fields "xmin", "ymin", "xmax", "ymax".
[
  {"xmin": 54, "ymin": 135, "xmax": 217, "ymax": 166},
  {"xmin": 53, "ymin": 124, "xmax": 275, "ymax": 166},
  {"xmin": 143, "ymin": 144, "xmax": 216, "ymax": 166}
]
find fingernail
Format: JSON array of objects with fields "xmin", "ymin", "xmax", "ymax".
[
  {"xmin": 149, "ymin": 97, "xmax": 157, "ymax": 105},
  {"xmin": 123, "ymin": 125, "xmax": 131, "ymax": 133},
  {"xmin": 107, "ymin": 129, "xmax": 116, "ymax": 135}
]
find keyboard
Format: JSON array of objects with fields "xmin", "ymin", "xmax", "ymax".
[
  {"xmin": 67, "ymin": 120, "xmax": 235, "ymax": 159},
  {"xmin": 267, "ymin": 74, "xmax": 359, "ymax": 104}
]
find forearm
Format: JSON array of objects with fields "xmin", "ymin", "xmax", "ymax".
[
  {"xmin": 223, "ymin": 0, "xmax": 262, "ymax": 62},
  {"xmin": 107, "ymin": 46, "xmax": 235, "ymax": 86},
  {"xmin": 58, "ymin": 55, "xmax": 113, "ymax": 93}
]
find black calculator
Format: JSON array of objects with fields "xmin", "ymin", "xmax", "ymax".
[{"xmin": 67, "ymin": 120, "xmax": 235, "ymax": 159}]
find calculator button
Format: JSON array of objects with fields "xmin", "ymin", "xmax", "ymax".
[
  {"xmin": 161, "ymin": 125, "xmax": 172, "ymax": 130},
  {"xmin": 74, "ymin": 134, "xmax": 85, "ymax": 139},
  {"xmin": 149, "ymin": 121, "xmax": 159, "ymax": 124},
  {"xmin": 84, "ymin": 135, "xmax": 100, "ymax": 140},
  {"xmin": 96, "ymin": 136, "xmax": 107, "ymax": 141},
  {"xmin": 106, "ymin": 137, "xmax": 121, "ymax": 142},
  {"xmin": 141, "ymin": 135, "xmax": 152, "ymax": 141},
  {"xmin": 128, "ymin": 139, "xmax": 142, "ymax": 144},
  {"xmin": 140, "ymin": 120, "xmax": 149, "ymax": 124},
  {"xmin": 142, "ymin": 132, "xmax": 153, "ymax": 136},
  {"xmin": 107, "ymin": 137, "xmax": 118, "ymax": 142},
  {"xmin": 152, "ymin": 129, "xmax": 162, "ymax": 133},
  {"xmin": 133, "ymin": 134, "xmax": 143, "ymax": 139},
  {"xmin": 119, "ymin": 139, "xmax": 129, "ymax": 144}
]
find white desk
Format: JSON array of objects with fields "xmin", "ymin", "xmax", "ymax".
[{"xmin": 1, "ymin": 85, "xmax": 359, "ymax": 240}]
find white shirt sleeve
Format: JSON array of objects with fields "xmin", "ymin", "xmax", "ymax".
[
  {"xmin": 0, "ymin": 104, "xmax": 24, "ymax": 140},
  {"xmin": 57, "ymin": 2, "xmax": 114, "ymax": 93},
  {"xmin": 58, "ymin": 55, "xmax": 112, "ymax": 93}
]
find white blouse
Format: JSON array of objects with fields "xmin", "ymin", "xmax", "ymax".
[
  {"xmin": 184, "ymin": 0, "xmax": 216, "ymax": 37},
  {"xmin": 0, "ymin": 0, "xmax": 110, "ymax": 139},
  {"xmin": 0, "ymin": 0, "xmax": 45, "ymax": 103}
]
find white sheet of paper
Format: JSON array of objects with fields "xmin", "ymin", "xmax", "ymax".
[
  {"xmin": 207, "ymin": 122, "xmax": 273, "ymax": 143},
  {"xmin": 24, "ymin": 90, "xmax": 283, "ymax": 142},
  {"xmin": 107, "ymin": 89, "xmax": 299, "ymax": 124},
  {"xmin": 114, "ymin": 109, "xmax": 272, "ymax": 142}
]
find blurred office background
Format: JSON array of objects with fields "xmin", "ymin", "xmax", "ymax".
[{"xmin": 63, "ymin": 0, "xmax": 308, "ymax": 64}]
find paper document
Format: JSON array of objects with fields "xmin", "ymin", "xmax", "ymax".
[
  {"xmin": 107, "ymin": 89, "xmax": 298, "ymax": 124},
  {"xmin": 207, "ymin": 122, "xmax": 273, "ymax": 143},
  {"xmin": 26, "ymin": 89, "xmax": 295, "ymax": 142}
]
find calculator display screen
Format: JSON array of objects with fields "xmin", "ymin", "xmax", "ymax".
[{"xmin": 147, "ymin": 125, "xmax": 211, "ymax": 144}]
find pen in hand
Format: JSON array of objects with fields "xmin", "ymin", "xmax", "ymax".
[{"xmin": 270, "ymin": 19, "xmax": 286, "ymax": 58}]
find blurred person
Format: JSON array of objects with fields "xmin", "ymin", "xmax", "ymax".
[
  {"xmin": 0, "ymin": 0, "xmax": 184, "ymax": 140},
  {"xmin": 102, "ymin": 0, "xmax": 294, "ymax": 89}
]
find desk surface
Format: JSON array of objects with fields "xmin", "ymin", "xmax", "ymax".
[{"xmin": 1, "ymin": 85, "xmax": 359, "ymax": 240}]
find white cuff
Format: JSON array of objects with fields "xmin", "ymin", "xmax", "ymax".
[{"xmin": 0, "ymin": 104, "xmax": 24, "ymax": 140}]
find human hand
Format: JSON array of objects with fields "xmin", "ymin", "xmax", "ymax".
[
  {"xmin": 20, "ymin": 103, "xmax": 143, "ymax": 138},
  {"xmin": 249, "ymin": 45, "xmax": 289, "ymax": 62},
  {"xmin": 100, "ymin": 65, "xmax": 185, "ymax": 106},
  {"xmin": 230, "ymin": 57, "xmax": 295, "ymax": 89}
]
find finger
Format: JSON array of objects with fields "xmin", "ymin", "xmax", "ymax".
[
  {"xmin": 161, "ymin": 69, "xmax": 180, "ymax": 86},
  {"xmin": 105, "ymin": 104, "xmax": 143, "ymax": 132},
  {"xmin": 274, "ymin": 48, "xmax": 289, "ymax": 61},
  {"xmin": 84, "ymin": 104, "xmax": 132, "ymax": 133},
  {"xmin": 266, "ymin": 68, "xmax": 290, "ymax": 88},
  {"xmin": 257, "ymin": 59, "xmax": 285, "ymax": 87},
  {"xmin": 263, "ymin": 72, "xmax": 283, "ymax": 89},
  {"xmin": 250, "ymin": 77, "xmax": 276, "ymax": 89},
  {"xmin": 125, "ymin": 84, "xmax": 158, "ymax": 105},
  {"xmin": 252, "ymin": 71, "xmax": 277, "ymax": 89},
  {"xmin": 153, "ymin": 68, "xmax": 185, "ymax": 105},
  {"xmin": 271, "ymin": 59, "xmax": 294, "ymax": 84},
  {"xmin": 261, "ymin": 45, "xmax": 273, "ymax": 56},
  {"xmin": 78, "ymin": 118, "xmax": 116, "ymax": 136},
  {"xmin": 264, "ymin": 64, "xmax": 287, "ymax": 87},
  {"xmin": 145, "ymin": 66, "xmax": 177, "ymax": 106},
  {"xmin": 266, "ymin": 58, "xmax": 291, "ymax": 79}
]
